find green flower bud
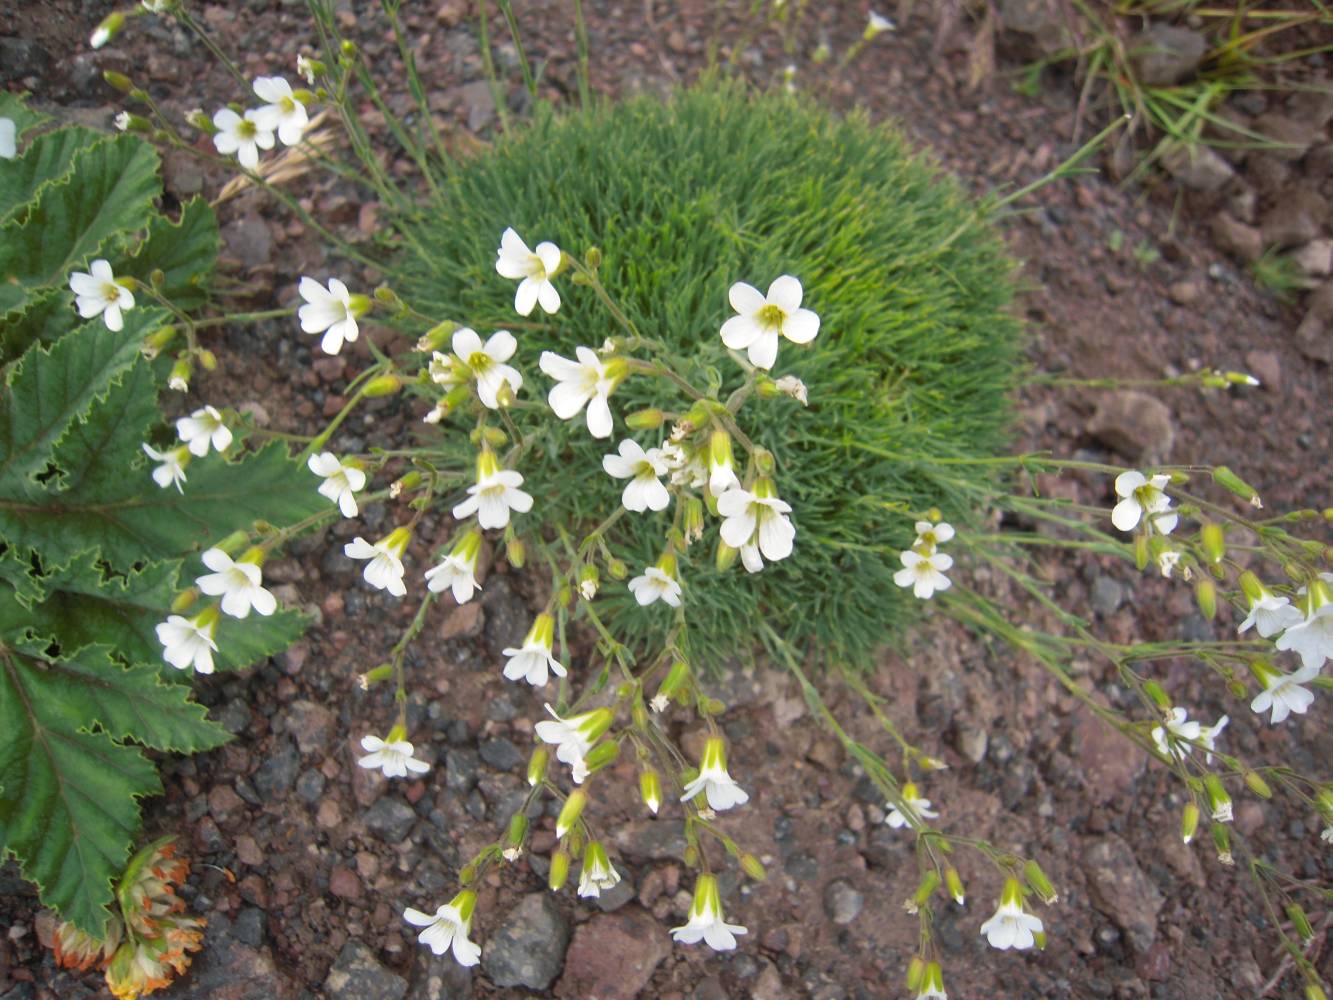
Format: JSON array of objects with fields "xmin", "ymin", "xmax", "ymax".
[
  {"xmin": 1023, "ymin": 860, "xmax": 1057, "ymax": 905},
  {"xmin": 626, "ymin": 407, "xmax": 665, "ymax": 429},
  {"xmin": 1212, "ymin": 466, "xmax": 1261, "ymax": 508},
  {"xmin": 527, "ymin": 747, "xmax": 549, "ymax": 787},
  {"xmin": 1196, "ymin": 578, "xmax": 1217, "ymax": 620},
  {"xmin": 740, "ymin": 853, "xmax": 767, "ymax": 881},
  {"xmin": 556, "ymin": 788, "xmax": 588, "ymax": 839},
  {"xmin": 548, "ymin": 848, "xmax": 570, "ymax": 891},
  {"xmin": 1181, "ymin": 801, "xmax": 1199, "ymax": 844}
]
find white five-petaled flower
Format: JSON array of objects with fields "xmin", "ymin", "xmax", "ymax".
[
  {"xmin": 577, "ymin": 842, "xmax": 621, "ymax": 899},
  {"xmin": 979, "ymin": 879, "xmax": 1044, "ymax": 951},
  {"xmin": 449, "ymin": 327, "xmax": 522, "ymax": 409},
  {"xmin": 307, "ymin": 452, "xmax": 366, "ymax": 518},
  {"xmin": 1237, "ymin": 589, "xmax": 1302, "ymax": 639},
  {"xmin": 424, "ymin": 530, "xmax": 482, "ymax": 604},
  {"xmin": 913, "ymin": 520, "xmax": 955, "ymax": 551},
  {"xmin": 297, "ymin": 276, "xmax": 363, "ymax": 355},
  {"xmin": 358, "ymin": 728, "xmax": 430, "ymax": 778},
  {"xmin": 155, "ymin": 608, "xmax": 220, "ymax": 675},
  {"xmin": 502, "ymin": 612, "xmax": 566, "ymax": 687},
  {"xmin": 344, "ymin": 527, "xmax": 411, "ymax": 597},
  {"xmin": 403, "ymin": 891, "xmax": 481, "ymax": 967},
  {"xmin": 0, "ymin": 117, "xmax": 16, "ymax": 159},
  {"xmin": 885, "ymin": 782, "xmax": 939, "ymax": 829},
  {"xmin": 671, "ymin": 874, "xmax": 747, "ymax": 952},
  {"xmin": 894, "ymin": 548, "xmax": 953, "ymax": 599},
  {"xmin": 70, "ymin": 259, "xmax": 135, "ymax": 331},
  {"xmin": 1274, "ymin": 581, "xmax": 1333, "ymax": 672},
  {"xmin": 1150, "ymin": 706, "xmax": 1202, "ymax": 760},
  {"xmin": 535, "ymin": 703, "xmax": 613, "ymax": 785},
  {"xmin": 718, "ymin": 480, "xmax": 796, "ymax": 573},
  {"xmin": 1250, "ymin": 661, "xmax": 1321, "ymax": 724},
  {"xmin": 211, "ymin": 107, "xmax": 275, "ymax": 169},
  {"xmin": 252, "ymin": 75, "xmax": 308, "ymax": 146},
  {"xmin": 495, "ymin": 227, "xmax": 562, "ymax": 316},
  {"xmin": 453, "ymin": 450, "xmax": 533, "ymax": 530},
  {"xmin": 175, "ymin": 405, "xmax": 232, "ymax": 457},
  {"xmin": 720, "ymin": 275, "xmax": 820, "ymax": 370},
  {"xmin": 196, "ymin": 547, "xmax": 277, "ymax": 618},
  {"xmin": 681, "ymin": 737, "xmax": 749, "ymax": 811},
  {"xmin": 602, "ymin": 439, "xmax": 671, "ymax": 512},
  {"xmin": 1110, "ymin": 470, "xmax": 1178, "ymax": 535},
  {"xmin": 628, "ymin": 555, "xmax": 682, "ymax": 608},
  {"xmin": 142, "ymin": 442, "xmax": 189, "ymax": 492},
  {"xmin": 539, "ymin": 347, "xmax": 622, "ymax": 439}
]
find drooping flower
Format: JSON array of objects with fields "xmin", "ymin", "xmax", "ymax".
[
  {"xmin": 155, "ymin": 608, "xmax": 220, "ymax": 675},
  {"xmin": 717, "ymin": 479, "xmax": 796, "ymax": 573},
  {"xmin": 251, "ymin": 75, "xmax": 308, "ymax": 145},
  {"xmin": 885, "ymin": 782, "xmax": 939, "ymax": 829},
  {"xmin": 297, "ymin": 276, "xmax": 364, "ymax": 355},
  {"xmin": 671, "ymin": 873, "xmax": 748, "ymax": 952},
  {"xmin": 628, "ymin": 553, "xmax": 683, "ymax": 607},
  {"xmin": 774, "ymin": 374, "xmax": 808, "ymax": 404},
  {"xmin": 894, "ymin": 548, "xmax": 953, "ymax": 599},
  {"xmin": 1237, "ymin": 587, "xmax": 1302, "ymax": 639},
  {"xmin": 1198, "ymin": 714, "xmax": 1228, "ymax": 765},
  {"xmin": 1250, "ymin": 661, "xmax": 1321, "ymax": 725},
  {"xmin": 358, "ymin": 726, "xmax": 431, "ymax": 778},
  {"xmin": 535, "ymin": 703, "xmax": 614, "ymax": 784},
  {"xmin": 423, "ymin": 530, "xmax": 482, "ymax": 604},
  {"xmin": 602, "ymin": 439, "xmax": 671, "ymax": 512},
  {"xmin": 539, "ymin": 346, "xmax": 624, "ymax": 439},
  {"xmin": 1150, "ymin": 706, "xmax": 1201, "ymax": 760},
  {"xmin": 865, "ymin": 10, "xmax": 896, "ymax": 39},
  {"xmin": 979, "ymin": 878, "xmax": 1043, "ymax": 951},
  {"xmin": 502, "ymin": 612, "xmax": 566, "ymax": 687},
  {"xmin": 70, "ymin": 259, "xmax": 135, "ymax": 331},
  {"xmin": 211, "ymin": 107, "xmax": 275, "ymax": 169},
  {"xmin": 344, "ymin": 527, "xmax": 411, "ymax": 597},
  {"xmin": 707, "ymin": 430, "xmax": 740, "ymax": 497},
  {"xmin": 1110, "ymin": 471, "xmax": 1177, "ymax": 535},
  {"xmin": 142, "ymin": 442, "xmax": 189, "ymax": 492},
  {"xmin": 175, "ymin": 405, "xmax": 232, "ymax": 457},
  {"xmin": 495, "ymin": 227, "xmax": 562, "ymax": 316},
  {"xmin": 452, "ymin": 450, "xmax": 533, "ymax": 530},
  {"xmin": 681, "ymin": 737, "xmax": 749, "ymax": 811},
  {"xmin": 720, "ymin": 275, "xmax": 820, "ymax": 370},
  {"xmin": 403, "ymin": 890, "xmax": 481, "ymax": 967},
  {"xmin": 307, "ymin": 452, "xmax": 366, "ymax": 518},
  {"xmin": 1273, "ymin": 579, "xmax": 1333, "ymax": 672},
  {"xmin": 196, "ymin": 547, "xmax": 277, "ymax": 618},
  {"xmin": 577, "ymin": 841, "xmax": 621, "ymax": 898},
  {"xmin": 0, "ymin": 117, "xmax": 16, "ymax": 159},
  {"xmin": 449, "ymin": 327, "xmax": 522, "ymax": 409}
]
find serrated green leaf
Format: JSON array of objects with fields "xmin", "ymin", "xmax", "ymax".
[
  {"xmin": 125, "ymin": 197, "xmax": 219, "ymax": 311},
  {"xmin": 0, "ymin": 125, "xmax": 103, "ymax": 225},
  {"xmin": 0, "ymin": 92, "xmax": 50, "ymax": 143},
  {"xmin": 0, "ymin": 287, "xmax": 74, "ymax": 365}
]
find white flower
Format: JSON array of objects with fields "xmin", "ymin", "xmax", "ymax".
[
  {"xmin": 1110, "ymin": 471, "xmax": 1177, "ymax": 535},
  {"xmin": 719, "ymin": 275, "xmax": 820, "ymax": 370},
  {"xmin": 1198, "ymin": 714, "xmax": 1228, "ymax": 765},
  {"xmin": 211, "ymin": 107, "xmax": 275, "ymax": 169},
  {"xmin": 979, "ymin": 880, "xmax": 1043, "ymax": 951},
  {"xmin": 913, "ymin": 520, "xmax": 955, "ymax": 550},
  {"xmin": 296, "ymin": 55, "xmax": 318, "ymax": 85},
  {"xmin": 914, "ymin": 962, "xmax": 947, "ymax": 1000},
  {"xmin": 0, "ymin": 117, "xmax": 16, "ymax": 159},
  {"xmin": 298, "ymin": 276, "xmax": 361, "ymax": 355},
  {"xmin": 1322, "ymin": 826, "xmax": 1333, "ymax": 845},
  {"xmin": 707, "ymin": 430, "xmax": 740, "ymax": 497},
  {"xmin": 428, "ymin": 350, "xmax": 464, "ymax": 388},
  {"xmin": 718, "ymin": 482, "xmax": 796, "ymax": 573},
  {"xmin": 175, "ymin": 405, "xmax": 232, "ymax": 457},
  {"xmin": 404, "ymin": 891, "xmax": 481, "ymax": 967},
  {"xmin": 155, "ymin": 610, "xmax": 219, "ymax": 675},
  {"xmin": 535, "ymin": 703, "xmax": 612, "ymax": 783},
  {"xmin": 681, "ymin": 737, "xmax": 749, "ymax": 811},
  {"xmin": 196, "ymin": 548, "xmax": 277, "ymax": 618},
  {"xmin": 628, "ymin": 559, "xmax": 682, "ymax": 608},
  {"xmin": 142, "ymin": 442, "xmax": 188, "ymax": 492},
  {"xmin": 602, "ymin": 440, "xmax": 670, "ymax": 512},
  {"xmin": 251, "ymin": 75, "xmax": 308, "ymax": 145},
  {"xmin": 774, "ymin": 374, "xmax": 808, "ymax": 404},
  {"xmin": 495, "ymin": 227, "xmax": 562, "ymax": 316},
  {"xmin": 344, "ymin": 528, "xmax": 411, "ymax": 597},
  {"xmin": 577, "ymin": 842, "xmax": 621, "ymax": 899},
  {"xmin": 1274, "ymin": 587, "xmax": 1333, "ymax": 672},
  {"xmin": 1250, "ymin": 662, "xmax": 1320, "ymax": 724},
  {"xmin": 502, "ymin": 613, "xmax": 566, "ymax": 687},
  {"xmin": 114, "ymin": 111, "xmax": 131, "ymax": 132},
  {"xmin": 671, "ymin": 874, "xmax": 747, "ymax": 952},
  {"xmin": 70, "ymin": 259, "xmax": 135, "ymax": 331},
  {"xmin": 307, "ymin": 452, "xmax": 366, "ymax": 518},
  {"xmin": 539, "ymin": 346, "xmax": 620, "ymax": 439},
  {"xmin": 1150, "ymin": 706, "xmax": 1202, "ymax": 760},
  {"xmin": 894, "ymin": 549, "xmax": 953, "ymax": 599},
  {"xmin": 424, "ymin": 530, "xmax": 482, "ymax": 604},
  {"xmin": 452, "ymin": 452, "xmax": 533, "ymax": 530},
  {"xmin": 1237, "ymin": 590, "xmax": 1302, "ymax": 639},
  {"xmin": 662, "ymin": 441, "xmax": 707, "ymax": 488},
  {"xmin": 1156, "ymin": 549, "xmax": 1183, "ymax": 579},
  {"xmin": 885, "ymin": 783, "xmax": 938, "ymax": 829},
  {"xmin": 866, "ymin": 11, "xmax": 896, "ymax": 38},
  {"xmin": 358, "ymin": 731, "xmax": 430, "ymax": 778},
  {"xmin": 449, "ymin": 328, "xmax": 522, "ymax": 409}
]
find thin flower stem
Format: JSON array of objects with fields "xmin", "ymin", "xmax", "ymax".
[
  {"xmin": 391, "ymin": 589, "xmax": 438, "ymax": 707},
  {"xmin": 494, "ymin": 0, "xmax": 537, "ymax": 98},
  {"xmin": 572, "ymin": 0, "xmax": 592, "ymax": 109},
  {"xmin": 476, "ymin": 0, "xmax": 512, "ymax": 135}
]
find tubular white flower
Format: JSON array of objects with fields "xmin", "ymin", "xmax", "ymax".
[
  {"xmin": 885, "ymin": 782, "xmax": 939, "ymax": 829},
  {"xmin": 671, "ymin": 874, "xmax": 747, "ymax": 952},
  {"xmin": 717, "ymin": 481, "xmax": 795, "ymax": 573},
  {"xmin": 155, "ymin": 608, "xmax": 220, "ymax": 675},
  {"xmin": 1110, "ymin": 471, "xmax": 1177, "ymax": 535},
  {"xmin": 176, "ymin": 405, "xmax": 232, "ymax": 457},
  {"xmin": 681, "ymin": 737, "xmax": 749, "ymax": 811},
  {"xmin": 424, "ymin": 530, "xmax": 482, "ymax": 604},
  {"xmin": 628, "ymin": 556, "xmax": 682, "ymax": 608},
  {"xmin": 979, "ymin": 879, "xmax": 1043, "ymax": 951},
  {"xmin": 344, "ymin": 528, "xmax": 411, "ymax": 597},
  {"xmin": 196, "ymin": 548, "xmax": 277, "ymax": 618},
  {"xmin": 866, "ymin": 11, "xmax": 896, "ymax": 38},
  {"xmin": 495, "ymin": 227, "xmax": 562, "ymax": 316},
  {"xmin": 1250, "ymin": 662, "xmax": 1320, "ymax": 724},
  {"xmin": 450, "ymin": 327, "xmax": 522, "ymax": 409},
  {"xmin": 539, "ymin": 346, "xmax": 621, "ymax": 439},
  {"xmin": 1150, "ymin": 706, "xmax": 1202, "ymax": 760},
  {"xmin": 602, "ymin": 439, "xmax": 670, "ymax": 512},
  {"xmin": 142, "ymin": 442, "xmax": 189, "ymax": 492},
  {"xmin": 577, "ymin": 842, "xmax": 621, "ymax": 899},
  {"xmin": 452, "ymin": 451, "xmax": 533, "ymax": 530},
  {"xmin": 719, "ymin": 274, "xmax": 820, "ymax": 370},
  {"xmin": 502, "ymin": 613, "xmax": 566, "ymax": 687},
  {"xmin": 0, "ymin": 117, "xmax": 16, "ymax": 160},
  {"xmin": 358, "ymin": 729, "xmax": 430, "ymax": 778},
  {"xmin": 535, "ymin": 703, "xmax": 613, "ymax": 784},
  {"xmin": 894, "ymin": 549, "xmax": 953, "ymax": 599},
  {"xmin": 211, "ymin": 107, "xmax": 275, "ymax": 169},
  {"xmin": 404, "ymin": 891, "xmax": 481, "ymax": 967},
  {"xmin": 307, "ymin": 452, "xmax": 366, "ymax": 518},
  {"xmin": 297, "ymin": 276, "xmax": 362, "ymax": 355},
  {"xmin": 70, "ymin": 259, "xmax": 135, "ymax": 331},
  {"xmin": 251, "ymin": 75, "xmax": 308, "ymax": 145}
]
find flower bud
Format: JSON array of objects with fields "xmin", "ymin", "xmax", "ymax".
[
  {"xmin": 548, "ymin": 848, "xmax": 570, "ymax": 891},
  {"xmin": 213, "ymin": 530, "xmax": 251, "ymax": 556},
  {"xmin": 527, "ymin": 747, "xmax": 549, "ymax": 787},
  {"xmin": 681, "ymin": 496, "xmax": 705, "ymax": 546},
  {"xmin": 185, "ymin": 108, "xmax": 215, "ymax": 132},
  {"xmin": 578, "ymin": 563, "xmax": 599, "ymax": 601},
  {"xmin": 1243, "ymin": 770, "xmax": 1272, "ymax": 799},
  {"xmin": 90, "ymin": 12, "xmax": 125, "ymax": 49},
  {"xmin": 1307, "ymin": 985, "xmax": 1328, "ymax": 1000},
  {"xmin": 912, "ymin": 871, "xmax": 941, "ymax": 907},
  {"xmin": 753, "ymin": 447, "xmax": 775, "ymax": 474},
  {"xmin": 1134, "ymin": 532, "xmax": 1149, "ymax": 571},
  {"xmin": 656, "ymin": 660, "xmax": 690, "ymax": 706},
  {"xmin": 169, "ymin": 587, "xmax": 199, "ymax": 613},
  {"xmin": 556, "ymin": 788, "xmax": 588, "ymax": 839},
  {"xmin": 944, "ymin": 866, "xmax": 965, "ymax": 905},
  {"xmin": 639, "ymin": 769, "xmax": 661, "ymax": 815},
  {"xmin": 626, "ymin": 407, "xmax": 664, "ymax": 429},
  {"xmin": 361, "ymin": 374, "xmax": 402, "ymax": 397},
  {"xmin": 1238, "ymin": 571, "xmax": 1265, "ymax": 606},
  {"xmin": 1181, "ymin": 801, "xmax": 1200, "ymax": 844},
  {"xmin": 1143, "ymin": 680, "xmax": 1170, "ymax": 710},
  {"xmin": 358, "ymin": 663, "xmax": 394, "ymax": 690},
  {"xmin": 715, "ymin": 539, "xmax": 739, "ymax": 572},
  {"xmin": 1023, "ymin": 860, "xmax": 1057, "ymax": 904},
  {"xmin": 505, "ymin": 535, "xmax": 525, "ymax": 568},
  {"xmin": 1195, "ymin": 578, "xmax": 1217, "ymax": 620},
  {"xmin": 1204, "ymin": 774, "xmax": 1232, "ymax": 823},
  {"xmin": 416, "ymin": 320, "xmax": 459, "ymax": 353},
  {"xmin": 583, "ymin": 740, "xmax": 620, "ymax": 774},
  {"xmin": 196, "ymin": 348, "xmax": 217, "ymax": 372},
  {"xmin": 1286, "ymin": 902, "xmax": 1313, "ymax": 940},
  {"xmin": 1200, "ymin": 522, "xmax": 1226, "ymax": 563},
  {"xmin": 584, "ymin": 246, "xmax": 602, "ymax": 269},
  {"xmin": 104, "ymin": 70, "xmax": 134, "ymax": 93},
  {"xmin": 1211, "ymin": 823, "xmax": 1233, "ymax": 865},
  {"xmin": 1212, "ymin": 466, "xmax": 1261, "ymax": 508},
  {"xmin": 906, "ymin": 956, "xmax": 926, "ymax": 991},
  {"xmin": 168, "ymin": 356, "xmax": 192, "ymax": 392},
  {"xmin": 506, "ymin": 813, "xmax": 528, "ymax": 852}
]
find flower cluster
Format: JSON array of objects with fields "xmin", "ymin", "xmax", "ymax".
[
  {"xmin": 211, "ymin": 75, "xmax": 310, "ymax": 169},
  {"xmin": 895, "ymin": 519, "xmax": 955, "ymax": 599}
]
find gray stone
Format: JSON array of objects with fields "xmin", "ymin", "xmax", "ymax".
[
  {"xmin": 296, "ymin": 769, "xmax": 327, "ymax": 804},
  {"xmin": 409, "ymin": 947, "xmax": 475, "ymax": 999},
  {"xmin": 221, "ymin": 215, "xmax": 273, "ymax": 270},
  {"xmin": 1254, "ymin": 111, "xmax": 1319, "ymax": 162},
  {"xmin": 1262, "ymin": 188, "xmax": 1326, "ymax": 249},
  {"xmin": 325, "ymin": 939, "xmax": 407, "ymax": 1000},
  {"xmin": 0, "ymin": 37, "xmax": 51, "ymax": 84},
  {"xmin": 481, "ymin": 893, "xmax": 570, "ymax": 990},
  {"xmin": 1090, "ymin": 576, "xmax": 1126, "ymax": 617},
  {"xmin": 1160, "ymin": 141, "xmax": 1234, "ymax": 193},
  {"xmin": 1081, "ymin": 834, "xmax": 1164, "ymax": 954},
  {"xmin": 252, "ymin": 737, "xmax": 300, "ymax": 797},
  {"xmin": 822, "ymin": 878, "xmax": 864, "ymax": 925},
  {"xmin": 592, "ymin": 869, "xmax": 637, "ymax": 912},
  {"xmin": 611, "ymin": 818, "xmax": 688, "ymax": 861},
  {"xmin": 1296, "ymin": 282, "xmax": 1333, "ymax": 364},
  {"xmin": 481, "ymin": 577, "xmax": 528, "ymax": 656},
  {"xmin": 363, "ymin": 796, "xmax": 418, "ymax": 842},
  {"xmin": 161, "ymin": 913, "xmax": 290, "ymax": 1000},
  {"xmin": 1131, "ymin": 25, "xmax": 1207, "ymax": 86},
  {"xmin": 478, "ymin": 737, "xmax": 524, "ymax": 772},
  {"xmin": 1086, "ymin": 391, "xmax": 1174, "ymax": 464},
  {"xmin": 998, "ymin": 0, "xmax": 1074, "ymax": 58},
  {"xmin": 460, "ymin": 81, "xmax": 495, "ymax": 132},
  {"xmin": 287, "ymin": 700, "xmax": 335, "ymax": 755},
  {"xmin": 1212, "ymin": 212, "xmax": 1263, "ymax": 263}
]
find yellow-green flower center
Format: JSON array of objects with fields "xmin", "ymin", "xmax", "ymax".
[{"xmin": 756, "ymin": 303, "xmax": 786, "ymax": 330}]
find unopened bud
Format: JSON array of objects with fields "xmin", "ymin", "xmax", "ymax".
[
  {"xmin": 358, "ymin": 663, "xmax": 394, "ymax": 689},
  {"xmin": 585, "ymin": 247, "xmax": 602, "ymax": 269},
  {"xmin": 583, "ymin": 740, "xmax": 620, "ymax": 774},
  {"xmin": 716, "ymin": 539, "xmax": 739, "ymax": 572},
  {"xmin": 1287, "ymin": 902, "xmax": 1313, "ymax": 940},
  {"xmin": 185, "ymin": 108, "xmax": 215, "ymax": 132},
  {"xmin": 607, "ymin": 558, "xmax": 627, "ymax": 580},
  {"xmin": 361, "ymin": 374, "xmax": 402, "ymax": 397},
  {"xmin": 639, "ymin": 769, "xmax": 661, "ymax": 815},
  {"xmin": 1195, "ymin": 578, "xmax": 1217, "ymax": 620},
  {"xmin": 1143, "ymin": 680, "xmax": 1170, "ymax": 710},
  {"xmin": 527, "ymin": 748, "xmax": 548, "ymax": 787},
  {"xmin": 1134, "ymin": 533, "xmax": 1149, "ymax": 571},
  {"xmin": 626, "ymin": 407, "xmax": 665, "ymax": 430},
  {"xmin": 1307, "ymin": 984, "xmax": 1328, "ymax": 1000},
  {"xmin": 168, "ymin": 356, "xmax": 192, "ymax": 392},
  {"xmin": 1243, "ymin": 770, "xmax": 1272, "ymax": 799},
  {"xmin": 912, "ymin": 871, "xmax": 941, "ymax": 907},
  {"xmin": 416, "ymin": 320, "xmax": 458, "ymax": 353},
  {"xmin": 90, "ymin": 11, "xmax": 125, "ymax": 49},
  {"xmin": 906, "ymin": 956, "xmax": 926, "ymax": 991},
  {"xmin": 556, "ymin": 788, "xmax": 588, "ymax": 839},
  {"xmin": 104, "ymin": 70, "xmax": 134, "ymax": 93},
  {"xmin": 1211, "ymin": 823, "xmax": 1233, "ymax": 865},
  {"xmin": 506, "ymin": 813, "xmax": 528, "ymax": 851},
  {"xmin": 753, "ymin": 447, "xmax": 775, "ymax": 474},
  {"xmin": 1204, "ymin": 774, "xmax": 1232, "ymax": 823},
  {"xmin": 944, "ymin": 866, "xmax": 965, "ymax": 905},
  {"xmin": 740, "ymin": 853, "xmax": 767, "ymax": 881},
  {"xmin": 1023, "ymin": 860, "xmax": 1057, "ymax": 904},
  {"xmin": 458, "ymin": 862, "xmax": 477, "ymax": 885},
  {"xmin": 505, "ymin": 535, "xmax": 525, "ymax": 568},
  {"xmin": 1212, "ymin": 466, "xmax": 1260, "ymax": 508},
  {"xmin": 1200, "ymin": 522, "xmax": 1225, "ymax": 564},
  {"xmin": 548, "ymin": 848, "xmax": 570, "ymax": 891},
  {"xmin": 1181, "ymin": 801, "xmax": 1200, "ymax": 844}
]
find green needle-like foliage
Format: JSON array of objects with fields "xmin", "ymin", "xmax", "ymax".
[{"xmin": 396, "ymin": 83, "xmax": 1023, "ymax": 665}]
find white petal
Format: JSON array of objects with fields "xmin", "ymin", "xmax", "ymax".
[
  {"xmin": 767, "ymin": 274, "xmax": 803, "ymax": 312},
  {"xmin": 728, "ymin": 281, "xmax": 765, "ymax": 315},
  {"xmin": 746, "ymin": 331, "xmax": 779, "ymax": 370}
]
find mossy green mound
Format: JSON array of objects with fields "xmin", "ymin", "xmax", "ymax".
[{"xmin": 398, "ymin": 83, "xmax": 1023, "ymax": 666}]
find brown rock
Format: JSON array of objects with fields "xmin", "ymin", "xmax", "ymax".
[
  {"xmin": 1293, "ymin": 240, "xmax": 1333, "ymax": 280},
  {"xmin": 1243, "ymin": 350, "xmax": 1281, "ymax": 391},
  {"xmin": 1296, "ymin": 282, "xmax": 1333, "ymax": 364},
  {"xmin": 1261, "ymin": 188, "xmax": 1326, "ymax": 249},
  {"xmin": 208, "ymin": 784, "xmax": 246, "ymax": 821},
  {"xmin": 317, "ymin": 798, "xmax": 342, "ymax": 828},
  {"xmin": 288, "ymin": 699, "xmax": 335, "ymax": 755},
  {"xmin": 555, "ymin": 908, "xmax": 670, "ymax": 1000},
  {"xmin": 1253, "ymin": 111, "xmax": 1319, "ymax": 162},
  {"xmin": 312, "ymin": 355, "xmax": 347, "ymax": 383},
  {"xmin": 1211, "ymin": 212, "xmax": 1263, "ymax": 263},
  {"xmin": 1086, "ymin": 391, "xmax": 1175, "ymax": 464},
  {"xmin": 329, "ymin": 865, "xmax": 363, "ymax": 900},
  {"xmin": 235, "ymin": 834, "xmax": 264, "ymax": 868},
  {"xmin": 1074, "ymin": 710, "xmax": 1145, "ymax": 804},
  {"xmin": 1130, "ymin": 24, "xmax": 1206, "ymax": 86},
  {"xmin": 441, "ymin": 601, "xmax": 484, "ymax": 639},
  {"xmin": 1081, "ymin": 833, "xmax": 1165, "ymax": 953},
  {"xmin": 1160, "ymin": 141, "xmax": 1234, "ymax": 192},
  {"xmin": 1167, "ymin": 280, "xmax": 1199, "ymax": 305}
]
